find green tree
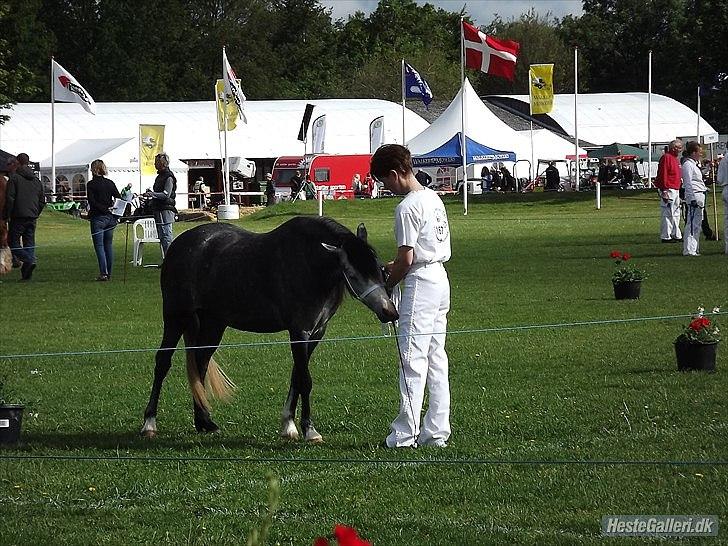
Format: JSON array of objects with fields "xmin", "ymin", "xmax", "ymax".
[{"xmin": 0, "ymin": 4, "xmax": 39, "ymax": 122}]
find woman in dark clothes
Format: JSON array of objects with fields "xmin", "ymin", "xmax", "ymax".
[{"xmin": 86, "ymin": 159, "xmax": 120, "ymax": 281}]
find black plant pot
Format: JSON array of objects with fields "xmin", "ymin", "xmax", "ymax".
[
  {"xmin": 0, "ymin": 405, "xmax": 24, "ymax": 446},
  {"xmin": 613, "ymin": 280, "xmax": 641, "ymax": 300},
  {"xmin": 675, "ymin": 340, "xmax": 718, "ymax": 372}
]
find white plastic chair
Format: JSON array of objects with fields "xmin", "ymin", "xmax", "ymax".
[{"xmin": 132, "ymin": 218, "xmax": 161, "ymax": 266}]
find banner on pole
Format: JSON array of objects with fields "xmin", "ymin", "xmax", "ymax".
[
  {"xmin": 215, "ymin": 79, "xmax": 238, "ymax": 131},
  {"xmin": 139, "ymin": 125, "xmax": 165, "ymax": 176},
  {"xmin": 529, "ymin": 64, "xmax": 554, "ymax": 114},
  {"xmin": 369, "ymin": 116, "xmax": 384, "ymax": 153},
  {"xmin": 311, "ymin": 115, "xmax": 326, "ymax": 153},
  {"xmin": 298, "ymin": 103, "xmax": 315, "ymax": 142}
]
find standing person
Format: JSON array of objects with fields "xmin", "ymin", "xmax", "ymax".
[
  {"xmin": 289, "ymin": 169, "xmax": 302, "ymax": 201},
  {"xmin": 480, "ymin": 165, "xmax": 492, "ymax": 192},
  {"xmin": 144, "ymin": 152, "xmax": 177, "ymax": 257},
  {"xmin": 717, "ymin": 153, "xmax": 728, "ymax": 255},
  {"xmin": 681, "ymin": 141, "xmax": 707, "ymax": 256},
  {"xmin": 4, "ymin": 153, "xmax": 45, "ymax": 280},
  {"xmin": 370, "ymin": 144, "xmax": 452, "ymax": 449},
  {"xmin": 86, "ymin": 159, "xmax": 121, "ymax": 281},
  {"xmin": 654, "ymin": 139, "xmax": 683, "ymax": 243},
  {"xmin": 544, "ymin": 161, "xmax": 560, "ymax": 191},
  {"xmin": 264, "ymin": 173, "xmax": 276, "ymax": 206}
]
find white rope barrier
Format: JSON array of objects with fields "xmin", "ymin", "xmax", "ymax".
[{"xmin": 0, "ymin": 311, "xmax": 723, "ymax": 361}]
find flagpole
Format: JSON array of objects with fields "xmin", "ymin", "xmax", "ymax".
[
  {"xmin": 401, "ymin": 59, "xmax": 406, "ymax": 145},
  {"xmin": 138, "ymin": 125, "xmax": 142, "ymax": 195},
  {"xmin": 528, "ymin": 66, "xmax": 534, "ymax": 186},
  {"xmin": 696, "ymin": 85, "xmax": 701, "ymax": 144},
  {"xmin": 574, "ymin": 46, "xmax": 580, "ymax": 192},
  {"xmin": 222, "ymin": 47, "xmax": 230, "ymax": 207},
  {"xmin": 647, "ymin": 50, "xmax": 652, "ymax": 187},
  {"xmin": 460, "ymin": 17, "xmax": 468, "ymax": 215},
  {"xmin": 51, "ymin": 56, "xmax": 56, "ymax": 197}
]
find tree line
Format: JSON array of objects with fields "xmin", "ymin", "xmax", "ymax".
[{"xmin": 1, "ymin": 0, "xmax": 726, "ymax": 133}]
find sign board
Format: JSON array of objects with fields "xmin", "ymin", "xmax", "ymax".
[{"xmin": 702, "ymin": 132, "xmax": 719, "ymax": 144}]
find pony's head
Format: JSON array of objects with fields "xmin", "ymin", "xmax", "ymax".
[{"xmin": 321, "ymin": 224, "xmax": 398, "ymax": 323}]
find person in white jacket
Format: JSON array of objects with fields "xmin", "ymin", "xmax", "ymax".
[
  {"xmin": 717, "ymin": 153, "xmax": 728, "ymax": 255},
  {"xmin": 681, "ymin": 141, "xmax": 707, "ymax": 256}
]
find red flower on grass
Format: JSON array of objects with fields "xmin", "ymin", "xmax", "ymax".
[
  {"xmin": 609, "ymin": 250, "xmax": 622, "ymax": 259},
  {"xmin": 621, "ymin": 253, "xmax": 631, "ymax": 261},
  {"xmin": 689, "ymin": 317, "xmax": 712, "ymax": 331},
  {"xmin": 314, "ymin": 525, "xmax": 371, "ymax": 546}
]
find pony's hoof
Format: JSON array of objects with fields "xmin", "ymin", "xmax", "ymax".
[
  {"xmin": 141, "ymin": 417, "xmax": 157, "ymax": 438},
  {"xmin": 305, "ymin": 428, "xmax": 324, "ymax": 443},
  {"xmin": 280, "ymin": 419, "xmax": 299, "ymax": 441},
  {"xmin": 195, "ymin": 422, "xmax": 220, "ymax": 434}
]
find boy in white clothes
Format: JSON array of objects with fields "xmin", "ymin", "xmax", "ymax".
[
  {"xmin": 681, "ymin": 141, "xmax": 707, "ymax": 256},
  {"xmin": 370, "ymin": 144, "xmax": 452, "ymax": 448}
]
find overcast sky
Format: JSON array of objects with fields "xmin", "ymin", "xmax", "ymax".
[{"xmin": 319, "ymin": 0, "xmax": 584, "ymax": 25}]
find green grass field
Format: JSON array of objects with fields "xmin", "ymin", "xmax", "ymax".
[{"xmin": 1, "ymin": 190, "xmax": 726, "ymax": 545}]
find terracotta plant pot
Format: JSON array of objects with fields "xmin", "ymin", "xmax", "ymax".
[
  {"xmin": 674, "ymin": 340, "xmax": 718, "ymax": 372},
  {"xmin": 613, "ymin": 280, "xmax": 641, "ymax": 300},
  {"xmin": 0, "ymin": 405, "xmax": 24, "ymax": 446}
]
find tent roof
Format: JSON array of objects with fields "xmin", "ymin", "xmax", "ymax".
[
  {"xmin": 48, "ymin": 138, "xmax": 133, "ymax": 166},
  {"xmin": 0, "ymin": 99, "xmax": 429, "ymax": 165},
  {"xmin": 492, "ymin": 92, "xmax": 717, "ymax": 146},
  {"xmin": 408, "ymin": 78, "xmax": 583, "ymax": 165},
  {"xmin": 587, "ymin": 142, "xmax": 649, "ymax": 160},
  {"xmin": 413, "ymin": 133, "xmax": 515, "ymax": 167}
]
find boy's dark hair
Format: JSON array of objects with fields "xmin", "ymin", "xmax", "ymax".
[{"xmin": 370, "ymin": 144, "xmax": 413, "ymax": 180}]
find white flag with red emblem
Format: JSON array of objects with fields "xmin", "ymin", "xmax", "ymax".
[
  {"xmin": 462, "ymin": 21, "xmax": 520, "ymax": 82},
  {"xmin": 222, "ymin": 47, "xmax": 247, "ymax": 124},
  {"xmin": 52, "ymin": 60, "xmax": 96, "ymax": 114}
]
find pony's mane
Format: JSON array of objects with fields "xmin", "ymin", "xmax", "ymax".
[{"xmin": 284, "ymin": 216, "xmax": 380, "ymax": 276}]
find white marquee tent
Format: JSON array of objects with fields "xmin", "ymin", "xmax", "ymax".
[
  {"xmin": 0, "ymin": 99, "xmax": 429, "ymax": 208},
  {"xmin": 497, "ymin": 93, "xmax": 718, "ymax": 146},
  {"xmin": 408, "ymin": 79, "xmax": 585, "ymax": 182}
]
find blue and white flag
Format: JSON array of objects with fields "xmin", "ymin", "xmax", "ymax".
[{"xmin": 404, "ymin": 61, "xmax": 433, "ymax": 108}]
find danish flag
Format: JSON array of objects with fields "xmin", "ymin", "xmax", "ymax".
[{"xmin": 462, "ymin": 21, "xmax": 520, "ymax": 81}]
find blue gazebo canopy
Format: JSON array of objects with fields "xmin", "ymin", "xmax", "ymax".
[{"xmin": 412, "ymin": 133, "xmax": 516, "ymax": 167}]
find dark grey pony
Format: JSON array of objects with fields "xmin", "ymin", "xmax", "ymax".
[{"xmin": 141, "ymin": 216, "xmax": 397, "ymax": 442}]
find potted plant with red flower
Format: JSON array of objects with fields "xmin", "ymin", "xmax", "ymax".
[
  {"xmin": 610, "ymin": 250, "xmax": 646, "ymax": 299},
  {"xmin": 0, "ymin": 376, "xmax": 25, "ymax": 446},
  {"xmin": 314, "ymin": 524, "xmax": 371, "ymax": 546},
  {"xmin": 674, "ymin": 307, "xmax": 721, "ymax": 372}
]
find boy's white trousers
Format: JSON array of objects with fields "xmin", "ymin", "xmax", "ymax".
[{"xmin": 386, "ymin": 262, "xmax": 451, "ymax": 447}]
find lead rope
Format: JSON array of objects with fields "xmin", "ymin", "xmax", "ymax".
[{"xmin": 391, "ymin": 321, "xmax": 418, "ymax": 447}]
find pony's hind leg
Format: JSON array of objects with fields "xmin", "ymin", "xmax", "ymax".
[
  {"xmin": 187, "ymin": 318, "xmax": 227, "ymax": 433},
  {"xmin": 142, "ymin": 320, "xmax": 184, "ymax": 438}
]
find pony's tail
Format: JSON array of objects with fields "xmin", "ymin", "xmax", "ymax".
[
  {"xmin": 207, "ymin": 356, "xmax": 237, "ymax": 402},
  {"xmin": 0, "ymin": 247, "xmax": 12, "ymax": 275},
  {"xmin": 185, "ymin": 353, "xmax": 237, "ymax": 411}
]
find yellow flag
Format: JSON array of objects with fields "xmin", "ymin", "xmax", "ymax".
[
  {"xmin": 529, "ymin": 64, "xmax": 554, "ymax": 114},
  {"xmin": 139, "ymin": 124, "xmax": 165, "ymax": 176},
  {"xmin": 216, "ymin": 79, "xmax": 238, "ymax": 131}
]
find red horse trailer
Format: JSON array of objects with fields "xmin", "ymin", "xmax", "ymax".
[{"xmin": 271, "ymin": 154, "xmax": 372, "ymax": 200}]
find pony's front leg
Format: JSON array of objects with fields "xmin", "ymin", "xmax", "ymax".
[{"xmin": 280, "ymin": 379, "xmax": 299, "ymax": 441}]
